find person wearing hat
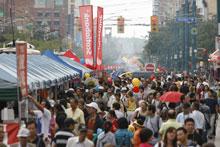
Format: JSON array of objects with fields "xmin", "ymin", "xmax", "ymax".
[
  {"xmin": 132, "ymin": 119, "xmax": 144, "ymax": 147},
  {"xmin": 66, "ymin": 125, "xmax": 93, "ymax": 147},
  {"xmin": 52, "ymin": 118, "xmax": 77, "ymax": 147},
  {"xmin": 85, "ymin": 102, "xmax": 104, "ymax": 140},
  {"xmin": 10, "ymin": 127, "xmax": 35, "ymax": 147}
]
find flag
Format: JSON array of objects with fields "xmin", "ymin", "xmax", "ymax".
[
  {"xmin": 63, "ymin": 49, "xmax": 80, "ymax": 63},
  {"xmin": 96, "ymin": 7, "xmax": 104, "ymax": 70},
  {"xmin": 79, "ymin": 5, "xmax": 94, "ymax": 68},
  {"xmin": 3, "ymin": 123, "xmax": 19, "ymax": 145},
  {"xmin": 16, "ymin": 42, "xmax": 28, "ymax": 97}
]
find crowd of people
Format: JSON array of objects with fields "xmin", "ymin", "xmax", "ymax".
[{"xmin": 2, "ymin": 73, "xmax": 220, "ymax": 147}]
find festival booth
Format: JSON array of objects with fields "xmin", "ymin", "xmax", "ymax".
[{"xmin": 209, "ymin": 49, "xmax": 220, "ymax": 80}]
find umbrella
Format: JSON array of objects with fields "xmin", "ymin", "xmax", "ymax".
[{"xmin": 160, "ymin": 91, "xmax": 183, "ymax": 103}]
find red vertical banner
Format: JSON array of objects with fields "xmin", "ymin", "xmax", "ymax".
[
  {"xmin": 16, "ymin": 42, "xmax": 28, "ymax": 97},
  {"xmin": 96, "ymin": 7, "xmax": 103, "ymax": 70},
  {"xmin": 79, "ymin": 5, "xmax": 94, "ymax": 68}
]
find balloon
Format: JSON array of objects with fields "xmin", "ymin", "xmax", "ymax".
[
  {"xmin": 107, "ymin": 77, "xmax": 112, "ymax": 83},
  {"xmin": 132, "ymin": 78, "xmax": 140, "ymax": 87},
  {"xmin": 84, "ymin": 73, "xmax": 90, "ymax": 79},
  {"xmin": 133, "ymin": 86, "xmax": 139, "ymax": 93},
  {"xmin": 80, "ymin": 58, "xmax": 85, "ymax": 64}
]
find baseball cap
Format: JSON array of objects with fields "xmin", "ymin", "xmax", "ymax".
[
  {"xmin": 86, "ymin": 102, "xmax": 101, "ymax": 113},
  {"xmin": 17, "ymin": 127, "xmax": 30, "ymax": 137},
  {"xmin": 78, "ymin": 125, "xmax": 87, "ymax": 132}
]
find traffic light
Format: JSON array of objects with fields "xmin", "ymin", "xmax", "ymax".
[
  {"xmin": 151, "ymin": 15, "xmax": 159, "ymax": 32},
  {"xmin": 117, "ymin": 16, "xmax": 124, "ymax": 33}
]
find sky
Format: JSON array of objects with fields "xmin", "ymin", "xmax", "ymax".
[{"xmin": 91, "ymin": 0, "xmax": 153, "ymax": 38}]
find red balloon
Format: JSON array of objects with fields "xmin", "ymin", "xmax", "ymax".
[
  {"xmin": 133, "ymin": 86, "xmax": 139, "ymax": 93},
  {"xmin": 107, "ymin": 77, "xmax": 112, "ymax": 83}
]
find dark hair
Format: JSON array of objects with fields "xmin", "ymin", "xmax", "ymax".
[
  {"xmin": 148, "ymin": 104, "xmax": 156, "ymax": 113},
  {"xmin": 117, "ymin": 117, "xmax": 129, "ymax": 129},
  {"xmin": 177, "ymin": 127, "xmax": 187, "ymax": 134},
  {"xmin": 103, "ymin": 121, "xmax": 112, "ymax": 133},
  {"xmin": 163, "ymin": 127, "xmax": 177, "ymax": 147},
  {"xmin": 184, "ymin": 118, "xmax": 195, "ymax": 125},
  {"xmin": 56, "ymin": 112, "xmax": 67, "ymax": 129},
  {"xmin": 64, "ymin": 118, "xmax": 76, "ymax": 128},
  {"xmin": 108, "ymin": 110, "xmax": 117, "ymax": 118},
  {"xmin": 26, "ymin": 119, "xmax": 37, "ymax": 127},
  {"xmin": 115, "ymin": 92, "xmax": 121, "ymax": 97},
  {"xmin": 139, "ymin": 128, "xmax": 153, "ymax": 143},
  {"xmin": 183, "ymin": 103, "xmax": 191, "ymax": 109},
  {"xmin": 192, "ymin": 102, "xmax": 200, "ymax": 110},
  {"xmin": 112, "ymin": 103, "xmax": 121, "ymax": 110},
  {"xmin": 167, "ymin": 109, "xmax": 176, "ymax": 119},
  {"xmin": 127, "ymin": 91, "xmax": 133, "ymax": 97},
  {"xmin": 42, "ymin": 99, "xmax": 51, "ymax": 110}
]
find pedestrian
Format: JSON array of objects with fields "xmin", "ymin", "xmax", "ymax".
[
  {"xmin": 66, "ymin": 125, "xmax": 94, "ymax": 147},
  {"xmin": 115, "ymin": 117, "xmax": 133, "ymax": 147},
  {"xmin": 184, "ymin": 118, "xmax": 204, "ymax": 146},
  {"xmin": 10, "ymin": 127, "xmax": 35, "ymax": 147},
  {"xmin": 159, "ymin": 109, "xmax": 181, "ymax": 138},
  {"xmin": 176, "ymin": 127, "xmax": 194, "ymax": 146},
  {"xmin": 66, "ymin": 97, "xmax": 85, "ymax": 125},
  {"xmin": 86, "ymin": 102, "xmax": 104, "ymax": 140},
  {"xmin": 52, "ymin": 118, "xmax": 76, "ymax": 147},
  {"xmin": 26, "ymin": 120, "xmax": 45, "ymax": 147},
  {"xmin": 96, "ymin": 121, "xmax": 116, "ymax": 147},
  {"xmin": 28, "ymin": 95, "xmax": 52, "ymax": 141},
  {"xmin": 143, "ymin": 104, "xmax": 162, "ymax": 145},
  {"xmin": 131, "ymin": 119, "xmax": 144, "ymax": 147},
  {"xmin": 139, "ymin": 128, "xmax": 153, "ymax": 147},
  {"xmin": 155, "ymin": 127, "xmax": 177, "ymax": 147},
  {"xmin": 176, "ymin": 103, "xmax": 193, "ymax": 125}
]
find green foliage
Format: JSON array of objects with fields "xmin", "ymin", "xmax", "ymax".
[
  {"xmin": 197, "ymin": 19, "xmax": 217, "ymax": 53},
  {"xmin": 143, "ymin": 18, "xmax": 218, "ymax": 66}
]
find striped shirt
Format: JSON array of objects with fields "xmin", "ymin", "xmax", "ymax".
[{"xmin": 53, "ymin": 129, "xmax": 74, "ymax": 147}]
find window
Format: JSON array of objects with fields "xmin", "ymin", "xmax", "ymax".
[
  {"xmin": 54, "ymin": 13, "xmax": 60, "ymax": 17},
  {"xmin": 37, "ymin": 13, "xmax": 43, "ymax": 17},
  {"xmin": 54, "ymin": 21, "xmax": 60, "ymax": 26},
  {"xmin": 45, "ymin": 12, "xmax": 50, "ymax": 17}
]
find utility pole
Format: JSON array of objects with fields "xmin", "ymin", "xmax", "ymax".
[
  {"xmin": 218, "ymin": 0, "xmax": 220, "ymax": 37},
  {"xmin": 192, "ymin": 0, "xmax": 197, "ymax": 72},
  {"xmin": 184, "ymin": 0, "xmax": 189, "ymax": 72}
]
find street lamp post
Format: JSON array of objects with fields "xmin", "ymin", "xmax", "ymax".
[
  {"xmin": 218, "ymin": 0, "xmax": 220, "ymax": 37},
  {"xmin": 192, "ymin": 0, "xmax": 197, "ymax": 72},
  {"xmin": 184, "ymin": 0, "xmax": 190, "ymax": 72}
]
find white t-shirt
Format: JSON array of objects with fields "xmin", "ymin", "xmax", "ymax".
[
  {"xmin": 176, "ymin": 112, "xmax": 193, "ymax": 125},
  {"xmin": 66, "ymin": 137, "xmax": 94, "ymax": 147},
  {"xmin": 114, "ymin": 110, "xmax": 124, "ymax": 119},
  {"xmin": 107, "ymin": 95, "xmax": 116, "ymax": 108},
  {"xmin": 192, "ymin": 110, "xmax": 205, "ymax": 129},
  {"xmin": 34, "ymin": 108, "xmax": 51, "ymax": 138}
]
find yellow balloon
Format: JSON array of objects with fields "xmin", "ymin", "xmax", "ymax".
[
  {"xmin": 132, "ymin": 78, "xmax": 140, "ymax": 87},
  {"xmin": 84, "ymin": 73, "xmax": 90, "ymax": 79}
]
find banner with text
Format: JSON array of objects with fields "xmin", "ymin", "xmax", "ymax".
[
  {"xmin": 80, "ymin": 5, "xmax": 94, "ymax": 68},
  {"xmin": 16, "ymin": 42, "xmax": 28, "ymax": 97},
  {"xmin": 96, "ymin": 7, "xmax": 104, "ymax": 70}
]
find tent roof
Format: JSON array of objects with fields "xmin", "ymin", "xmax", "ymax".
[
  {"xmin": 0, "ymin": 54, "xmax": 79, "ymax": 90},
  {"xmin": 60, "ymin": 56, "xmax": 92, "ymax": 74},
  {"xmin": 43, "ymin": 50, "xmax": 82, "ymax": 77}
]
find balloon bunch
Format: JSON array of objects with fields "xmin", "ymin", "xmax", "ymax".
[{"xmin": 132, "ymin": 78, "xmax": 141, "ymax": 93}]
